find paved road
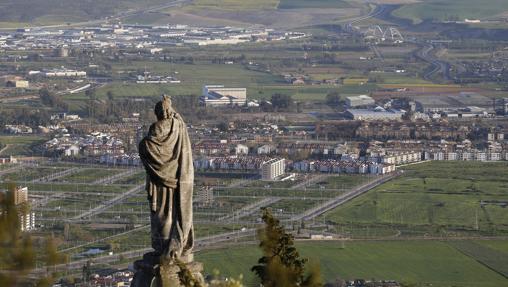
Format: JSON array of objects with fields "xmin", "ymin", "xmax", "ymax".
[
  {"xmin": 92, "ymin": 168, "xmax": 141, "ymax": 185},
  {"xmin": 30, "ymin": 171, "xmax": 403, "ymax": 277},
  {"xmin": 369, "ymin": 43, "xmax": 384, "ymax": 61},
  {"xmin": 345, "ymin": 4, "xmax": 387, "ymax": 26},
  {"xmin": 68, "ymin": 184, "xmax": 144, "ymax": 222},
  {"xmin": 29, "ymin": 228, "xmax": 257, "ymax": 277},
  {"xmin": 291, "ymin": 172, "xmax": 402, "ymax": 221},
  {"xmin": 32, "ymin": 167, "xmax": 81, "ymax": 183},
  {"xmin": 217, "ymin": 197, "xmax": 281, "ymax": 222},
  {"xmin": 290, "ymin": 174, "xmax": 329, "ymax": 190},
  {"xmin": 0, "ymin": 163, "xmax": 24, "ymax": 176},
  {"xmin": 415, "ymin": 44, "xmax": 451, "ymax": 81}
]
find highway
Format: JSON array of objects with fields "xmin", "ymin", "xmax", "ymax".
[
  {"xmin": 415, "ymin": 44, "xmax": 451, "ymax": 81},
  {"xmin": 344, "ymin": 4, "xmax": 388, "ymax": 27}
]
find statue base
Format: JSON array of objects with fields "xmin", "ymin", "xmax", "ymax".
[{"xmin": 131, "ymin": 252, "xmax": 205, "ymax": 287}]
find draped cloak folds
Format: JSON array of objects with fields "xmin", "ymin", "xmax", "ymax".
[{"xmin": 138, "ymin": 112, "xmax": 194, "ymax": 261}]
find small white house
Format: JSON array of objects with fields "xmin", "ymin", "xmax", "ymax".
[
  {"xmin": 257, "ymin": 144, "xmax": 275, "ymax": 155},
  {"xmin": 64, "ymin": 145, "xmax": 80, "ymax": 157},
  {"xmin": 235, "ymin": 144, "xmax": 249, "ymax": 155}
]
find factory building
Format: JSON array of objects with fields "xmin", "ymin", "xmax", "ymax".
[
  {"xmin": 200, "ymin": 85, "xmax": 247, "ymax": 106},
  {"xmin": 345, "ymin": 108, "xmax": 405, "ymax": 121},
  {"xmin": 346, "ymin": 95, "xmax": 375, "ymax": 108}
]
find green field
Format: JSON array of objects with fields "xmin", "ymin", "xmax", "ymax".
[
  {"xmin": 58, "ymin": 168, "xmax": 123, "ymax": 183},
  {"xmin": 393, "ymin": 0, "xmax": 508, "ymax": 24},
  {"xmin": 197, "ymin": 240, "xmax": 508, "ymax": 286},
  {"xmin": 67, "ymin": 63, "xmax": 282, "ymax": 100},
  {"xmin": 450, "ymin": 241, "xmax": 508, "ymax": 277},
  {"xmin": 186, "ymin": 0, "xmax": 279, "ymax": 11},
  {"xmin": 278, "ymin": 0, "xmax": 351, "ymax": 9},
  {"xmin": 322, "ymin": 161, "xmax": 508, "ymax": 236},
  {"xmin": 0, "ymin": 166, "xmax": 65, "ymax": 182},
  {"xmin": 0, "ymin": 0, "xmax": 171, "ymax": 25},
  {"xmin": 0, "ymin": 135, "xmax": 48, "ymax": 156}
]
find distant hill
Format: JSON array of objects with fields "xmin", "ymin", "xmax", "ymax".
[
  {"xmin": 0, "ymin": 0, "xmax": 368, "ymax": 29},
  {"xmin": 3, "ymin": 0, "xmax": 508, "ymax": 28},
  {"xmin": 0, "ymin": 0, "xmax": 170, "ymax": 25}
]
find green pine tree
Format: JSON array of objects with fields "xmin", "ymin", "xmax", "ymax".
[{"xmin": 252, "ymin": 208, "xmax": 323, "ymax": 287}]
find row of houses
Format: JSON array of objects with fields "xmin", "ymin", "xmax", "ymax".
[
  {"xmin": 378, "ymin": 151, "xmax": 421, "ymax": 165},
  {"xmin": 193, "ymin": 141, "xmax": 351, "ymax": 157},
  {"xmin": 4, "ymin": 124, "xmax": 33, "ymax": 134},
  {"xmin": 291, "ymin": 159, "xmax": 396, "ymax": 175},
  {"xmin": 193, "ymin": 156, "xmax": 269, "ymax": 171},
  {"xmin": 99, "ymin": 154, "xmax": 141, "ymax": 166},
  {"xmin": 425, "ymin": 150, "xmax": 508, "ymax": 161},
  {"xmin": 44, "ymin": 133, "xmax": 124, "ymax": 157}
]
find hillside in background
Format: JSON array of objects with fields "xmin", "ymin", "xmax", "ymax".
[
  {"xmin": 2, "ymin": 0, "xmax": 508, "ymax": 28},
  {"xmin": 392, "ymin": 0, "xmax": 508, "ymax": 24},
  {"xmin": 0, "ymin": 0, "xmax": 368, "ymax": 28},
  {"xmin": 0, "ymin": 0, "xmax": 171, "ymax": 26}
]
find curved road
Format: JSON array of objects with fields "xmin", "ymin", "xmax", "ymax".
[{"xmin": 414, "ymin": 44, "xmax": 451, "ymax": 81}]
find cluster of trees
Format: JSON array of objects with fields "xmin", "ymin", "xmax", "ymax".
[
  {"xmin": 176, "ymin": 209, "xmax": 322, "ymax": 287},
  {"xmin": 0, "ymin": 183, "xmax": 65, "ymax": 287},
  {"xmin": 325, "ymin": 91, "xmax": 342, "ymax": 107},
  {"xmin": 39, "ymin": 89, "xmax": 69, "ymax": 111},
  {"xmin": 85, "ymin": 90, "xmax": 157, "ymax": 123},
  {"xmin": 210, "ymin": 54, "xmax": 247, "ymax": 64},
  {"xmin": 0, "ymin": 107, "xmax": 51, "ymax": 128},
  {"xmin": 251, "ymin": 209, "xmax": 322, "ymax": 287}
]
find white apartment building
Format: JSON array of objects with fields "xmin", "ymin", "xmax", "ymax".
[
  {"xmin": 20, "ymin": 212, "xmax": 36, "ymax": 232},
  {"xmin": 261, "ymin": 158, "xmax": 286, "ymax": 181}
]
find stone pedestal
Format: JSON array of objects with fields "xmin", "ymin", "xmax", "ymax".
[{"xmin": 131, "ymin": 252, "xmax": 205, "ymax": 287}]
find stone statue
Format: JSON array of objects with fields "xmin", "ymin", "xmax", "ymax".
[
  {"xmin": 139, "ymin": 94, "xmax": 194, "ymax": 261},
  {"xmin": 134, "ymin": 95, "xmax": 202, "ymax": 287}
]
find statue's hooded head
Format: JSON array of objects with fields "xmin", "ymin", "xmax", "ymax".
[{"xmin": 154, "ymin": 94, "xmax": 174, "ymax": 120}]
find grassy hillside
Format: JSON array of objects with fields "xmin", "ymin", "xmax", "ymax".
[
  {"xmin": 278, "ymin": 0, "xmax": 352, "ymax": 9},
  {"xmin": 0, "ymin": 0, "xmax": 366, "ymax": 27},
  {"xmin": 393, "ymin": 0, "xmax": 508, "ymax": 24},
  {"xmin": 197, "ymin": 241, "xmax": 508, "ymax": 286},
  {"xmin": 0, "ymin": 0, "xmax": 170, "ymax": 25},
  {"xmin": 186, "ymin": 0, "xmax": 279, "ymax": 11}
]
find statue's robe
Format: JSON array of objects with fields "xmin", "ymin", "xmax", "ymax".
[{"xmin": 139, "ymin": 113, "xmax": 194, "ymax": 261}]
